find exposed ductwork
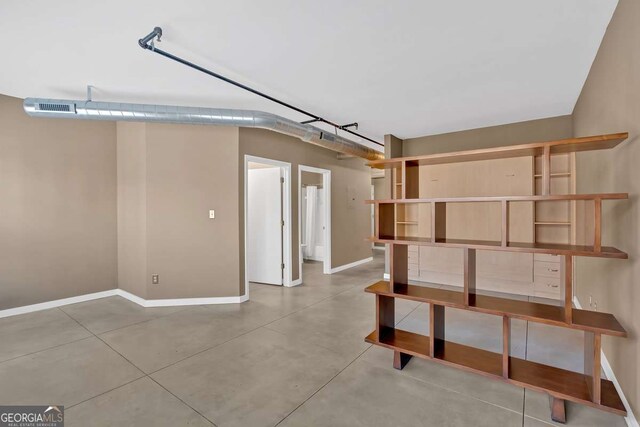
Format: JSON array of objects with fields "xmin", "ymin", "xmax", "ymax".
[{"xmin": 23, "ymin": 98, "xmax": 384, "ymax": 161}]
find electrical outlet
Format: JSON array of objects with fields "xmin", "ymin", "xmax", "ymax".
[
  {"xmin": 209, "ymin": 210, "xmax": 215, "ymax": 219},
  {"xmin": 589, "ymin": 294, "xmax": 593, "ymax": 308},
  {"xmin": 152, "ymin": 274, "xmax": 159, "ymax": 285}
]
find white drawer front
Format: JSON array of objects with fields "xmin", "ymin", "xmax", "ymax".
[
  {"xmin": 534, "ymin": 277, "xmax": 561, "ymax": 293},
  {"xmin": 534, "ymin": 253, "xmax": 562, "ymax": 263},
  {"xmin": 534, "ymin": 261, "xmax": 561, "ymax": 278}
]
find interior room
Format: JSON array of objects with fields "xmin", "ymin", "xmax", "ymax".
[{"xmin": 0, "ymin": 1, "xmax": 638, "ymax": 426}]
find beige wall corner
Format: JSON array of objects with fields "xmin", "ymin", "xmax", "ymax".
[
  {"xmin": 117, "ymin": 122, "xmax": 148, "ymax": 299},
  {"xmin": 572, "ymin": 0, "xmax": 640, "ymax": 418},
  {"xmin": 0, "ymin": 94, "xmax": 117, "ymax": 310},
  {"xmin": 239, "ymin": 128, "xmax": 373, "ymax": 288}
]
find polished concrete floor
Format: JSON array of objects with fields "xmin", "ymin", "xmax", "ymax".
[{"xmin": 0, "ymin": 253, "xmax": 626, "ymax": 426}]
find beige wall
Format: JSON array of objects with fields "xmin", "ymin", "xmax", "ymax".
[
  {"xmin": 301, "ymin": 171, "xmax": 323, "ymax": 187},
  {"xmin": 239, "ymin": 128, "xmax": 372, "ymax": 290},
  {"xmin": 117, "ymin": 123, "xmax": 241, "ymax": 300},
  {"xmin": 402, "ymin": 115, "xmax": 573, "ymax": 156},
  {"xmin": 117, "ymin": 123, "xmax": 147, "ymax": 298},
  {"xmin": 572, "ymin": 0, "xmax": 639, "ymax": 416},
  {"xmin": 0, "ymin": 94, "xmax": 117, "ymax": 310}
]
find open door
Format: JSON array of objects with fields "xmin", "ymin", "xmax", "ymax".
[{"xmin": 247, "ymin": 167, "xmax": 283, "ymax": 285}]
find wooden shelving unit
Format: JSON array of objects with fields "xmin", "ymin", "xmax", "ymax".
[{"xmin": 364, "ymin": 133, "xmax": 629, "ymax": 423}]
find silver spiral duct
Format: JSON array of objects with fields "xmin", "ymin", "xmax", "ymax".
[{"xmin": 23, "ymin": 98, "xmax": 384, "ymax": 161}]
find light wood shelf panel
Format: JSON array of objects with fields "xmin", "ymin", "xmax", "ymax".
[
  {"xmin": 366, "ymin": 193, "xmax": 628, "ymax": 204},
  {"xmin": 370, "ymin": 236, "xmax": 627, "ymax": 259},
  {"xmin": 367, "ymin": 133, "xmax": 628, "ymax": 169}
]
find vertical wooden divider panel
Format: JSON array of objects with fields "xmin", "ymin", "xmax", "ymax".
[
  {"xmin": 430, "ymin": 304, "xmax": 445, "ymax": 358},
  {"xmin": 432, "ymin": 202, "xmax": 447, "ymax": 242},
  {"xmin": 464, "ymin": 248, "xmax": 477, "ymax": 306},
  {"xmin": 542, "ymin": 145, "xmax": 551, "ymax": 196},
  {"xmin": 376, "ymin": 295, "xmax": 394, "ymax": 339},
  {"xmin": 564, "ymin": 256, "xmax": 573, "ymax": 323},
  {"xmin": 501, "ymin": 200, "xmax": 509, "ymax": 246},
  {"xmin": 502, "ymin": 316, "xmax": 510, "ymax": 379},
  {"xmin": 390, "ymin": 244, "xmax": 408, "ymax": 293},
  {"xmin": 584, "ymin": 331, "xmax": 602, "ymax": 404},
  {"xmin": 400, "ymin": 162, "xmax": 407, "ymax": 199},
  {"xmin": 594, "ymin": 198, "xmax": 602, "ymax": 252},
  {"xmin": 379, "ymin": 203, "xmax": 395, "ymax": 239},
  {"xmin": 405, "ymin": 160, "xmax": 420, "ymax": 199}
]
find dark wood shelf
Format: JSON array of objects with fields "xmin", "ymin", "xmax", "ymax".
[
  {"xmin": 367, "ymin": 133, "xmax": 628, "ymax": 169},
  {"xmin": 365, "ymin": 328, "xmax": 626, "ymax": 415},
  {"xmin": 366, "ymin": 281, "xmax": 626, "ymax": 336},
  {"xmin": 371, "ymin": 236, "xmax": 628, "ymax": 259}
]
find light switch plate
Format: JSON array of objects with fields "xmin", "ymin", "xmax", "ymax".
[{"xmin": 209, "ymin": 210, "xmax": 215, "ymax": 219}]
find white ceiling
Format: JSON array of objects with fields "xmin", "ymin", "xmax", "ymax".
[{"xmin": 0, "ymin": 0, "xmax": 617, "ymax": 151}]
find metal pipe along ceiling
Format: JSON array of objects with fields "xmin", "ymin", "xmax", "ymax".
[{"xmin": 22, "ymin": 98, "xmax": 384, "ymax": 161}]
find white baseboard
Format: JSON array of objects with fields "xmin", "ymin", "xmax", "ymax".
[
  {"xmin": 0, "ymin": 288, "xmax": 249, "ymax": 319},
  {"xmin": 330, "ymin": 257, "xmax": 373, "ymax": 274},
  {"xmin": 115, "ymin": 289, "xmax": 247, "ymax": 307},
  {"xmin": 0, "ymin": 289, "xmax": 119, "ymax": 319},
  {"xmin": 573, "ymin": 296, "xmax": 638, "ymax": 427},
  {"xmin": 372, "ymin": 246, "xmax": 385, "ymax": 251},
  {"xmin": 288, "ymin": 278, "xmax": 303, "ymax": 287}
]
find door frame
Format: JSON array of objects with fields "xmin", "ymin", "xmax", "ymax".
[
  {"xmin": 298, "ymin": 165, "xmax": 332, "ymax": 277},
  {"xmin": 244, "ymin": 155, "xmax": 293, "ymax": 295}
]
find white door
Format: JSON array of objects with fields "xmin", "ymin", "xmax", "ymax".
[{"xmin": 248, "ymin": 168, "xmax": 283, "ymax": 285}]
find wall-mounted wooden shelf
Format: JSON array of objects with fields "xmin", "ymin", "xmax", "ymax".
[{"xmin": 365, "ymin": 132, "xmax": 629, "ymax": 423}]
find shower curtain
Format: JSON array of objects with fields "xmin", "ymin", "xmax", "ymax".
[{"xmin": 303, "ymin": 185, "xmax": 318, "ymax": 260}]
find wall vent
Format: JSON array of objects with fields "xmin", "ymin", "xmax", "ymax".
[{"xmin": 37, "ymin": 102, "xmax": 76, "ymax": 113}]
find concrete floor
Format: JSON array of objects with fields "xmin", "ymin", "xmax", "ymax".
[{"xmin": 0, "ymin": 253, "xmax": 626, "ymax": 426}]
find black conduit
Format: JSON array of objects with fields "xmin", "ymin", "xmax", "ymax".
[{"xmin": 138, "ymin": 27, "xmax": 383, "ymax": 147}]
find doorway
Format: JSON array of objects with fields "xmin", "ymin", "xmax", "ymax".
[
  {"xmin": 298, "ymin": 165, "xmax": 331, "ymax": 279},
  {"xmin": 244, "ymin": 155, "xmax": 292, "ymax": 291}
]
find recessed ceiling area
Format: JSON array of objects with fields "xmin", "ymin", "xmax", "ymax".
[{"xmin": 0, "ymin": 0, "xmax": 617, "ymax": 150}]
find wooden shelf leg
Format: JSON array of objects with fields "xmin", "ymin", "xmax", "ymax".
[
  {"xmin": 502, "ymin": 316, "xmax": 510, "ymax": 379},
  {"xmin": 393, "ymin": 351, "xmax": 412, "ymax": 370},
  {"xmin": 430, "ymin": 304, "xmax": 445, "ymax": 358},
  {"xmin": 390, "ymin": 244, "xmax": 408, "ymax": 293},
  {"xmin": 550, "ymin": 396, "xmax": 566, "ymax": 423},
  {"xmin": 585, "ymin": 331, "xmax": 602, "ymax": 404},
  {"xmin": 464, "ymin": 248, "xmax": 477, "ymax": 306},
  {"xmin": 564, "ymin": 256, "xmax": 573, "ymax": 323}
]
